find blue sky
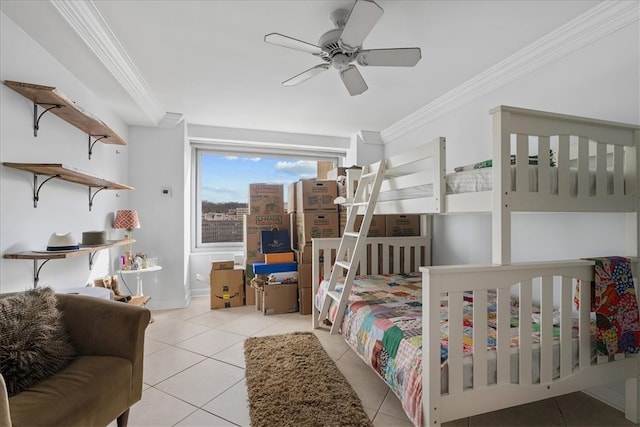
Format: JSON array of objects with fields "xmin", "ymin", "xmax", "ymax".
[{"xmin": 201, "ymin": 154, "xmax": 322, "ymax": 203}]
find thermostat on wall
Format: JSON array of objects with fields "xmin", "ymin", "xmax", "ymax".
[{"xmin": 161, "ymin": 187, "xmax": 172, "ymax": 197}]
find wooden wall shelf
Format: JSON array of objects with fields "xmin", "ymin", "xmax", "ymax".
[
  {"xmin": 3, "ymin": 162, "xmax": 134, "ymax": 210},
  {"xmin": 3, "ymin": 80, "xmax": 126, "ymax": 159},
  {"xmin": 4, "ymin": 239, "xmax": 135, "ymax": 287}
]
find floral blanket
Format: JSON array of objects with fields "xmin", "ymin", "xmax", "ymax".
[{"xmin": 576, "ymin": 257, "xmax": 640, "ymax": 356}]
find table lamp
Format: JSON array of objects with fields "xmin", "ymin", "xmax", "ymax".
[{"xmin": 113, "ymin": 209, "xmax": 140, "ymax": 270}]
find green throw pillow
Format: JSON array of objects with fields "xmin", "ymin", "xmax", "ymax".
[{"xmin": 0, "ymin": 287, "xmax": 78, "ymax": 396}]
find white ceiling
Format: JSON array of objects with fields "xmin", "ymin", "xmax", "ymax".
[{"xmin": 1, "ymin": 0, "xmax": 602, "ymax": 137}]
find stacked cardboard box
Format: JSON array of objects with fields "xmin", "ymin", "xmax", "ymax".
[
  {"xmin": 249, "ymin": 183, "xmax": 284, "ymax": 215},
  {"xmin": 252, "ymin": 228, "xmax": 298, "ymax": 315},
  {"xmin": 386, "ymin": 214, "xmax": 420, "ymax": 236},
  {"xmin": 210, "ymin": 262, "xmax": 245, "ymax": 309}
]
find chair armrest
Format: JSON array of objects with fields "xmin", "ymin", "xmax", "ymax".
[
  {"xmin": 55, "ymin": 294, "xmax": 151, "ymax": 401},
  {"xmin": 0, "ymin": 374, "xmax": 11, "ymax": 427}
]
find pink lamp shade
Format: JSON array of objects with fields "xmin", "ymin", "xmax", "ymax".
[{"xmin": 113, "ymin": 210, "xmax": 141, "ymax": 231}]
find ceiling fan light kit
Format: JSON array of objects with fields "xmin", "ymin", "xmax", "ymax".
[{"xmin": 264, "ymin": 0, "xmax": 421, "ymax": 96}]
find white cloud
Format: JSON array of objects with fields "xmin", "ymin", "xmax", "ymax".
[{"xmin": 275, "ymin": 160, "xmax": 318, "ymax": 179}]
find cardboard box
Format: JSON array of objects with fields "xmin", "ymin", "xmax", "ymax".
[
  {"xmin": 245, "ymin": 282, "xmax": 255, "ymax": 305},
  {"xmin": 294, "ymin": 245, "xmax": 312, "ymax": 264},
  {"xmin": 211, "ymin": 260, "xmax": 234, "ymax": 271},
  {"xmin": 244, "ymin": 214, "xmax": 290, "ymax": 264},
  {"xmin": 249, "ymin": 183, "xmax": 284, "ymax": 215},
  {"xmin": 262, "ymin": 283, "xmax": 298, "ymax": 315},
  {"xmin": 260, "ymin": 229, "xmax": 291, "ymax": 254},
  {"xmin": 298, "ymin": 263, "xmax": 312, "ymax": 289},
  {"xmin": 296, "ymin": 179, "xmax": 338, "ymax": 212},
  {"xmin": 386, "ymin": 215, "xmax": 420, "ymax": 237},
  {"xmin": 353, "ymin": 215, "xmax": 387, "ymax": 237},
  {"xmin": 265, "ymin": 252, "xmax": 294, "ymax": 264},
  {"xmin": 253, "ymin": 262, "xmax": 298, "ymax": 275},
  {"xmin": 298, "ymin": 287, "xmax": 313, "ymax": 315},
  {"xmin": 210, "ymin": 269, "xmax": 244, "ymax": 309},
  {"xmin": 295, "ymin": 212, "xmax": 339, "ymax": 249},
  {"xmin": 316, "ymin": 161, "xmax": 335, "ymax": 180},
  {"xmin": 255, "ymin": 286, "xmax": 263, "ymax": 311}
]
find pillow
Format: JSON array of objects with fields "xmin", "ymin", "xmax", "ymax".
[{"xmin": 0, "ymin": 287, "xmax": 78, "ymax": 396}]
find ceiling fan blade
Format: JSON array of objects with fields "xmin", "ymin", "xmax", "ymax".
[
  {"xmin": 340, "ymin": 65, "xmax": 368, "ymax": 96},
  {"xmin": 282, "ymin": 64, "xmax": 330, "ymax": 86},
  {"xmin": 339, "ymin": 0, "xmax": 384, "ymax": 52},
  {"xmin": 357, "ymin": 48, "xmax": 422, "ymax": 67},
  {"xmin": 264, "ymin": 33, "xmax": 324, "ymax": 56}
]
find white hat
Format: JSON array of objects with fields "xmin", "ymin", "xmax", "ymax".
[{"xmin": 47, "ymin": 232, "xmax": 80, "ymax": 251}]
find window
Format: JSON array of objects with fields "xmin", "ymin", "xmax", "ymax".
[{"xmin": 193, "ymin": 147, "xmax": 341, "ymax": 250}]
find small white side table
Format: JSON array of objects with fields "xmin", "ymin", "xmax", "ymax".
[{"xmin": 119, "ymin": 265, "xmax": 162, "ymax": 296}]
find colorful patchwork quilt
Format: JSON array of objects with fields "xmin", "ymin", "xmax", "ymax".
[{"xmin": 316, "ymin": 273, "xmax": 577, "ymax": 427}]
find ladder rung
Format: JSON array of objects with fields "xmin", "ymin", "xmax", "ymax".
[
  {"xmin": 335, "ymin": 260, "xmax": 351, "ymax": 270},
  {"xmin": 352, "ymin": 202, "xmax": 368, "ymax": 207},
  {"xmin": 327, "ymin": 290, "xmax": 342, "ymax": 302},
  {"xmin": 361, "ymin": 171, "xmax": 377, "ymax": 179},
  {"xmin": 343, "ymin": 232, "xmax": 359, "ymax": 238}
]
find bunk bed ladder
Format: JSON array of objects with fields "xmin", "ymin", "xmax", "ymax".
[{"xmin": 318, "ymin": 160, "xmax": 386, "ymax": 335}]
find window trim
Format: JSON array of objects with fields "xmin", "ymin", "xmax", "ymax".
[{"xmin": 191, "ymin": 140, "xmax": 344, "ymax": 253}]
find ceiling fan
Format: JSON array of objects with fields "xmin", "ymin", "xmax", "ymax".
[{"xmin": 264, "ymin": 0, "xmax": 421, "ymax": 96}]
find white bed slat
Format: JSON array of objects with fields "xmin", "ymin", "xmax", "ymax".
[
  {"xmin": 614, "ymin": 145, "xmax": 624, "ymax": 196},
  {"xmin": 519, "ymin": 280, "xmax": 533, "ymax": 385},
  {"xmin": 540, "ymin": 276, "xmax": 554, "ymax": 384},
  {"xmin": 448, "ymin": 291, "xmax": 464, "ymax": 394},
  {"xmin": 516, "ymin": 134, "xmax": 529, "ymax": 194},
  {"xmin": 578, "ymin": 136, "xmax": 589, "ymax": 198},
  {"xmin": 560, "ymin": 276, "xmax": 573, "ymax": 378},
  {"xmin": 538, "ymin": 136, "xmax": 551, "ymax": 195},
  {"xmin": 497, "ymin": 287, "xmax": 511, "ymax": 384},
  {"xmin": 579, "ymin": 278, "xmax": 591, "ymax": 369},
  {"xmin": 473, "ymin": 289, "xmax": 488, "ymax": 388},
  {"xmin": 596, "ymin": 143, "xmax": 607, "ymax": 197},
  {"xmin": 558, "ymin": 135, "xmax": 570, "ymax": 197}
]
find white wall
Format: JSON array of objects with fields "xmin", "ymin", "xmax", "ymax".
[
  {"xmin": 383, "ymin": 18, "xmax": 638, "ymax": 266},
  {"xmin": 127, "ymin": 124, "xmax": 189, "ymax": 309},
  {"xmin": 0, "ymin": 12, "xmax": 129, "ymax": 293}
]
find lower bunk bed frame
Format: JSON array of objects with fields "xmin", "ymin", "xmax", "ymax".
[{"xmin": 312, "ymin": 237, "xmax": 640, "ymax": 425}]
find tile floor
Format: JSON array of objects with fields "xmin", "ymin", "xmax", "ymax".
[{"xmin": 111, "ymin": 296, "xmax": 637, "ymax": 427}]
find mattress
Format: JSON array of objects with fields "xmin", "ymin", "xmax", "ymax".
[{"xmin": 315, "ymin": 274, "xmax": 585, "ymax": 427}]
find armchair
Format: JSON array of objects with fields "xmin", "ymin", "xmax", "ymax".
[{"xmin": 1, "ymin": 293, "xmax": 151, "ymax": 427}]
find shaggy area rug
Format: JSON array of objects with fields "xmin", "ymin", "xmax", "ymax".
[{"xmin": 244, "ymin": 332, "xmax": 373, "ymax": 427}]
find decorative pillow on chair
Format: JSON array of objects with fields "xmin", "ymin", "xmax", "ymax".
[{"xmin": 0, "ymin": 287, "xmax": 78, "ymax": 396}]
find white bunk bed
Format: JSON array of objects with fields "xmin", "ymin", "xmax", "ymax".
[{"xmin": 311, "ymin": 105, "xmax": 640, "ymax": 426}]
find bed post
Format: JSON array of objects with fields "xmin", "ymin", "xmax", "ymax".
[
  {"xmin": 491, "ymin": 106, "xmax": 511, "ymax": 265},
  {"xmin": 625, "ymin": 129, "xmax": 639, "ymax": 258}
]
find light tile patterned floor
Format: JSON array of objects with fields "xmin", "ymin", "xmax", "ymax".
[{"xmin": 110, "ymin": 296, "xmax": 637, "ymax": 427}]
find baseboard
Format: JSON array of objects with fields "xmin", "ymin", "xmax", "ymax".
[{"xmin": 584, "ymin": 383, "xmax": 624, "ymax": 412}]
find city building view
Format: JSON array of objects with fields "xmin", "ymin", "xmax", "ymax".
[{"xmin": 198, "ymin": 152, "xmax": 321, "ymax": 245}]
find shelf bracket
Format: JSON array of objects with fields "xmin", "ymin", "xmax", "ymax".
[
  {"xmin": 88, "ymin": 186, "xmax": 108, "ymax": 211},
  {"xmin": 34, "ymin": 102, "xmax": 63, "ymax": 137},
  {"xmin": 88, "ymin": 134, "xmax": 109, "ymax": 160},
  {"xmin": 33, "ymin": 173, "xmax": 61, "ymax": 208},
  {"xmin": 88, "ymin": 251, "xmax": 97, "ymax": 269},
  {"xmin": 33, "ymin": 258, "xmax": 52, "ymax": 288}
]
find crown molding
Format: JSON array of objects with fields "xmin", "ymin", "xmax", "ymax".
[
  {"xmin": 50, "ymin": 0, "xmax": 166, "ymax": 124},
  {"xmin": 381, "ymin": 1, "xmax": 639, "ymax": 143}
]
